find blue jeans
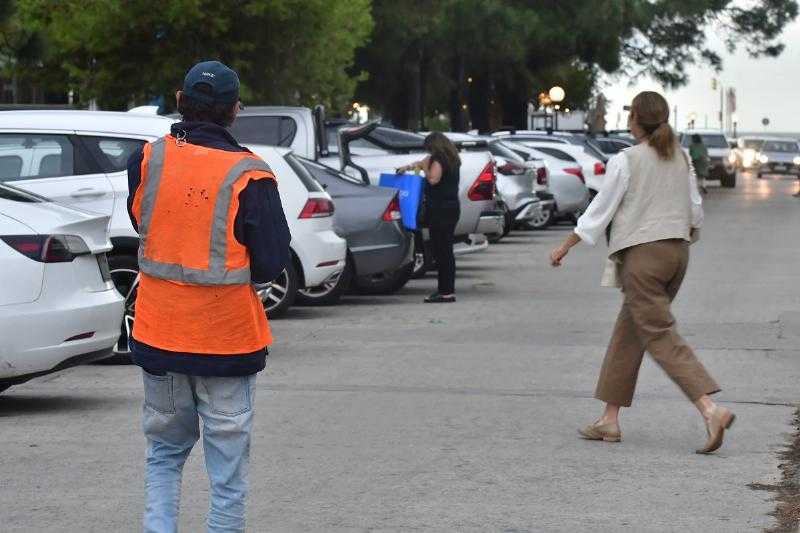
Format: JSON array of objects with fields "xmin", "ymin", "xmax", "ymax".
[{"xmin": 141, "ymin": 370, "xmax": 256, "ymax": 533}]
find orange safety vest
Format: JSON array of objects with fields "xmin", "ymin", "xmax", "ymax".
[{"xmin": 131, "ymin": 135, "xmax": 275, "ymax": 354}]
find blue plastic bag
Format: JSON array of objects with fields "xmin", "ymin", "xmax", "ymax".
[{"xmin": 378, "ymin": 173, "xmax": 425, "ymax": 230}]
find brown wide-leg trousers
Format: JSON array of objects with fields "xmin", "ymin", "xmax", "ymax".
[{"xmin": 595, "ymin": 239, "xmax": 720, "ymax": 407}]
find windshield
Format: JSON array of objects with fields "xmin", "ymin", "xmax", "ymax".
[
  {"xmin": 761, "ymin": 140, "xmax": 799, "ymax": 153},
  {"xmin": 283, "ymin": 153, "xmax": 325, "ymax": 192},
  {"xmin": 740, "ymin": 139, "xmax": 764, "ymax": 149},
  {"xmin": 682, "ymin": 134, "xmax": 728, "ymax": 148}
]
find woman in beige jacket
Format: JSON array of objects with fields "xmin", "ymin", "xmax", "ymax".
[{"xmin": 550, "ymin": 91, "xmax": 734, "ymax": 454}]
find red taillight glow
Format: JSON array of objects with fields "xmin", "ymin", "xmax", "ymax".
[
  {"xmin": 564, "ymin": 167, "xmax": 585, "ymax": 184},
  {"xmin": 536, "ymin": 166, "xmax": 548, "ymax": 186},
  {"xmin": 382, "ymin": 194, "xmax": 402, "ymax": 222},
  {"xmin": 468, "ymin": 162, "xmax": 496, "ymax": 201},
  {"xmin": 497, "ymin": 162, "xmax": 525, "ymax": 176},
  {"xmin": 298, "ymin": 198, "xmax": 335, "ymax": 219},
  {"xmin": 1, "ymin": 235, "xmax": 88, "ymax": 263},
  {"xmin": 594, "ymin": 162, "xmax": 606, "ymax": 175}
]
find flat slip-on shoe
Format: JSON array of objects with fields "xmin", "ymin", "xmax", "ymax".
[
  {"xmin": 424, "ymin": 294, "xmax": 456, "ymax": 303},
  {"xmin": 696, "ymin": 406, "xmax": 735, "ymax": 454},
  {"xmin": 578, "ymin": 421, "xmax": 622, "ymax": 442}
]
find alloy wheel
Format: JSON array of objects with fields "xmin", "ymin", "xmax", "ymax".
[
  {"xmin": 297, "ymin": 270, "xmax": 342, "ymax": 299},
  {"xmin": 255, "ymin": 269, "xmax": 289, "ymax": 312}
]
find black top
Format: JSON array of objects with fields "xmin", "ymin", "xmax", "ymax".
[
  {"xmin": 425, "ymin": 154, "xmax": 460, "ymax": 210},
  {"xmin": 126, "ymin": 121, "xmax": 292, "ymax": 377}
]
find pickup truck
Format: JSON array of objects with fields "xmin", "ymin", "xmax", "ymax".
[{"xmin": 230, "ymin": 106, "xmax": 504, "ymax": 276}]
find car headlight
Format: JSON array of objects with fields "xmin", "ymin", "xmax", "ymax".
[
  {"xmin": 759, "ymin": 154, "xmax": 769, "ymax": 164},
  {"xmin": 793, "ymin": 156, "xmax": 800, "ymax": 166}
]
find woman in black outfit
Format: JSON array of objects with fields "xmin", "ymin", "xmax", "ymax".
[{"xmin": 397, "ymin": 132, "xmax": 461, "ymax": 303}]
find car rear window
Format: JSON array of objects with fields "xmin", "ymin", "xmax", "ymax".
[
  {"xmin": 230, "ymin": 116, "xmax": 298, "ymax": 147},
  {"xmin": 283, "ymin": 153, "xmax": 324, "ymax": 192},
  {"xmin": 299, "ymin": 156, "xmax": 364, "ymax": 186},
  {"xmin": 532, "ymin": 146, "xmax": 577, "ymax": 162},
  {"xmin": 762, "ymin": 140, "xmax": 799, "ymax": 152},
  {"xmin": 80, "ymin": 136, "xmax": 146, "ymax": 173},
  {"xmin": 682, "ymin": 134, "xmax": 728, "ymax": 148},
  {"xmin": 488, "ymin": 141, "xmax": 525, "ymax": 163}
]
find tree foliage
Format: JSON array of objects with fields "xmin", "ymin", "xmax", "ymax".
[
  {"xmin": 17, "ymin": 0, "xmax": 372, "ymax": 110},
  {"xmin": 355, "ymin": 0, "xmax": 798, "ymax": 130}
]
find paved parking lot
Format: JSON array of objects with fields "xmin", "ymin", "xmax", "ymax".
[{"xmin": 1, "ymin": 173, "xmax": 799, "ymax": 532}]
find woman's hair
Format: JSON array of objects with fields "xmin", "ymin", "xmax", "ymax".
[
  {"xmin": 177, "ymin": 83, "xmax": 238, "ymax": 127},
  {"xmin": 630, "ymin": 91, "xmax": 676, "ymax": 160},
  {"xmin": 424, "ymin": 132, "xmax": 461, "ymax": 169},
  {"xmin": 691, "ymin": 134, "xmax": 702, "ymax": 144}
]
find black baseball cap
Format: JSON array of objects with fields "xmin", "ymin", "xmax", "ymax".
[{"xmin": 182, "ymin": 60, "xmax": 240, "ymax": 105}]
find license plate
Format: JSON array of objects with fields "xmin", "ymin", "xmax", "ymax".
[
  {"xmin": 774, "ymin": 165, "xmax": 787, "ymax": 171},
  {"xmin": 97, "ymin": 253, "xmax": 112, "ymax": 282}
]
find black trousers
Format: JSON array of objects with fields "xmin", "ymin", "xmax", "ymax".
[{"xmin": 428, "ymin": 207, "xmax": 459, "ymax": 295}]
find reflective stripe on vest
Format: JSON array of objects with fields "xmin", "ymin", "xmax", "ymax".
[{"xmin": 136, "ymin": 137, "xmax": 273, "ymax": 285}]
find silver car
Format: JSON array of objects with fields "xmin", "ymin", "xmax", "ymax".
[{"xmin": 755, "ymin": 138, "xmax": 800, "ymax": 178}]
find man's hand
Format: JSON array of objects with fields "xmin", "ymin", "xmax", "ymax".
[{"xmin": 550, "ymin": 245, "xmax": 569, "ymax": 267}]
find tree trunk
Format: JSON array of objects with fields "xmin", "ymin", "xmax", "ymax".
[{"xmin": 449, "ymin": 55, "xmax": 467, "ymax": 132}]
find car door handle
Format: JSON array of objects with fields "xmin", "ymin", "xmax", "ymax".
[{"xmin": 71, "ymin": 188, "xmax": 105, "ymax": 199}]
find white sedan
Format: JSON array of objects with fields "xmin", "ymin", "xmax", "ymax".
[{"xmin": 0, "ymin": 184, "xmax": 123, "ymax": 393}]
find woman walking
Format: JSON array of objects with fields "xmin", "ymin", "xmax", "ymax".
[
  {"xmin": 549, "ymin": 91, "xmax": 734, "ymax": 454},
  {"xmin": 397, "ymin": 132, "xmax": 461, "ymax": 303},
  {"xmin": 689, "ymin": 134, "xmax": 710, "ymax": 194}
]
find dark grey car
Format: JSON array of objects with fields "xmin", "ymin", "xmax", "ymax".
[{"xmin": 297, "ymin": 157, "xmax": 415, "ymax": 297}]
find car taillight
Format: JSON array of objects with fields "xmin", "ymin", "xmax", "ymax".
[
  {"xmin": 536, "ymin": 166, "xmax": 548, "ymax": 186},
  {"xmin": 382, "ymin": 194, "xmax": 402, "ymax": 222},
  {"xmin": 594, "ymin": 162, "xmax": 606, "ymax": 175},
  {"xmin": 1, "ymin": 234, "xmax": 90, "ymax": 263},
  {"xmin": 468, "ymin": 161, "xmax": 496, "ymax": 201},
  {"xmin": 298, "ymin": 198, "xmax": 335, "ymax": 219},
  {"xmin": 497, "ymin": 162, "xmax": 525, "ymax": 175},
  {"xmin": 564, "ymin": 167, "xmax": 585, "ymax": 184}
]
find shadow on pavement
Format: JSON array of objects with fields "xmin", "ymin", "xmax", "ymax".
[{"xmin": 0, "ymin": 394, "xmax": 126, "ymax": 417}]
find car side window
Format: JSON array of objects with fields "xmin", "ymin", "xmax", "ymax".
[
  {"xmin": 80, "ymin": 136, "xmax": 146, "ymax": 173},
  {"xmin": 0, "ymin": 133, "xmax": 75, "ymax": 182},
  {"xmin": 230, "ymin": 116, "xmax": 298, "ymax": 147}
]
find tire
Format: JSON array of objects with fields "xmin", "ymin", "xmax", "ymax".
[
  {"xmin": 106, "ymin": 253, "xmax": 140, "ymax": 364},
  {"xmin": 522, "ymin": 206, "xmax": 553, "ymax": 230},
  {"xmin": 295, "ymin": 256, "xmax": 352, "ymax": 306},
  {"xmin": 721, "ymin": 171, "xmax": 736, "ymax": 188},
  {"xmin": 411, "ymin": 232, "xmax": 432, "ymax": 279},
  {"xmin": 354, "ymin": 262, "xmax": 414, "ymax": 295},
  {"xmin": 255, "ymin": 262, "xmax": 298, "ymax": 318}
]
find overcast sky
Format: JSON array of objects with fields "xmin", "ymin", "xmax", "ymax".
[{"xmin": 602, "ymin": 18, "xmax": 800, "ymax": 133}]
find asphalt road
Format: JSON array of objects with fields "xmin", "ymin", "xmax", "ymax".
[{"xmin": 1, "ymin": 172, "xmax": 799, "ymax": 533}]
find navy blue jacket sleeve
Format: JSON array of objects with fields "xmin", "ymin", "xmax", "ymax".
[
  {"xmin": 126, "ymin": 149, "xmax": 144, "ymax": 233},
  {"xmin": 234, "ymin": 179, "xmax": 292, "ymax": 284}
]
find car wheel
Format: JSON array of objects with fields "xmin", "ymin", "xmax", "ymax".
[
  {"xmin": 106, "ymin": 253, "xmax": 140, "ymax": 363},
  {"xmin": 523, "ymin": 207, "xmax": 553, "ymax": 230},
  {"xmin": 354, "ymin": 262, "xmax": 414, "ymax": 295},
  {"xmin": 255, "ymin": 262, "xmax": 298, "ymax": 318},
  {"xmin": 295, "ymin": 257, "xmax": 352, "ymax": 306},
  {"xmin": 411, "ymin": 232, "xmax": 432, "ymax": 279},
  {"xmin": 721, "ymin": 171, "xmax": 736, "ymax": 188}
]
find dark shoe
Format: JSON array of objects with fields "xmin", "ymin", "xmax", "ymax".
[
  {"xmin": 578, "ymin": 420, "xmax": 622, "ymax": 442},
  {"xmin": 424, "ymin": 293, "xmax": 456, "ymax": 303},
  {"xmin": 696, "ymin": 406, "xmax": 735, "ymax": 454}
]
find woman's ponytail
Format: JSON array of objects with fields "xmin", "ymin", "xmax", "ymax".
[
  {"xmin": 648, "ymin": 122, "xmax": 676, "ymax": 160},
  {"xmin": 630, "ymin": 91, "xmax": 677, "ymax": 161}
]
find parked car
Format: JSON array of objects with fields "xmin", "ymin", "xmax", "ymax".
[
  {"xmin": 229, "ymin": 107, "xmax": 503, "ymax": 277},
  {"xmin": 679, "ymin": 130, "xmax": 736, "ymax": 187},
  {"xmin": 753, "ymin": 138, "xmax": 800, "ymax": 179},
  {"xmin": 0, "ymin": 184, "xmax": 123, "ymax": 393},
  {"xmin": 245, "ymin": 146, "xmax": 347, "ymax": 312},
  {"xmin": 296, "ymin": 156, "xmax": 415, "ymax": 296},
  {"xmin": 500, "ymin": 140, "xmax": 591, "ymax": 228},
  {"xmin": 590, "ymin": 134, "xmax": 634, "ymax": 155},
  {"xmin": 492, "ymin": 130, "xmax": 608, "ymax": 193}
]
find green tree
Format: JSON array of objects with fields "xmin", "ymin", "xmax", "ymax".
[
  {"xmin": 18, "ymin": 0, "xmax": 373, "ymax": 110},
  {"xmin": 356, "ymin": 0, "xmax": 798, "ymax": 131}
]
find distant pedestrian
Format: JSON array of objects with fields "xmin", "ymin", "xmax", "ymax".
[
  {"xmin": 127, "ymin": 60, "xmax": 291, "ymax": 532},
  {"xmin": 549, "ymin": 91, "xmax": 734, "ymax": 454},
  {"xmin": 689, "ymin": 134, "xmax": 710, "ymax": 194},
  {"xmin": 396, "ymin": 132, "xmax": 461, "ymax": 303}
]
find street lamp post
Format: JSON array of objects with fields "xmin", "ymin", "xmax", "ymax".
[
  {"xmin": 549, "ymin": 86, "xmax": 565, "ymax": 130},
  {"xmin": 731, "ymin": 113, "xmax": 738, "ymax": 138}
]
